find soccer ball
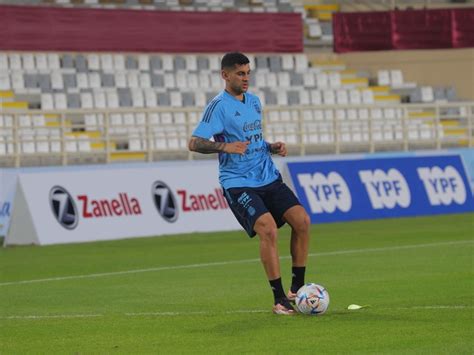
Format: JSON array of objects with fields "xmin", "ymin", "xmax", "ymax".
[{"xmin": 295, "ymin": 283, "xmax": 330, "ymax": 315}]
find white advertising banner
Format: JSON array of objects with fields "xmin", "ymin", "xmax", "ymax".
[
  {"xmin": 0, "ymin": 170, "xmax": 17, "ymax": 235},
  {"xmin": 5, "ymin": 163, "xmax": 242, "ymax": 246}
]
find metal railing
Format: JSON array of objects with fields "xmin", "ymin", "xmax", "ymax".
[{"xmin": 0, "ymin": 101, "xmax": 472, "ymax": 167}]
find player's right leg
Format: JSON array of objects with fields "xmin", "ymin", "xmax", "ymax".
[
  {"xmin": 223, "ymin": 187, "xmax": 295, "ymax": 315},
  {"xmin": 254, "ymin": 213, "xmax": 295, "ymax": 315}
]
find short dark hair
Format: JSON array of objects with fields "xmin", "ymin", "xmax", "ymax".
[{"xmin": 221, "ymin": 52, "xmax": 250, "ymax": 70}]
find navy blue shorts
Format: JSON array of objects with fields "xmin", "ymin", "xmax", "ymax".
[{"xmin": 223, "ymin": 176, "xmax": 301, "ymax": 238}]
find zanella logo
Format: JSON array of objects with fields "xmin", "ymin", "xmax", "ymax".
[
  {"xmin": 50, "ymin": 186, "xmax": 142, "ymax": 229},
  {"xmin": 417, "ymin": 166, "xmax": 467, "ymax": 206},
  {"xmin": 49, "ymin": 186, "xmax": 78, "ymax": 230},
  {"xmin": 152, "ymin": 181, "xmax": 178, "ymax": 222},
  {"xmin": 359, "ymin": 169, "xmax": 411, "ymax": 209},
  {"xmin": 177, "ymin": 188, "xmax": 228, "ymax": 211},
  {"xmin": 297, "ymin": 172, "xmax": 352, "ymax": 214}
]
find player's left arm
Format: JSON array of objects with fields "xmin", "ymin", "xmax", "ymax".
[{"xmin": 266, "ymin": 141, "xmax": 287, "ymax": 157}]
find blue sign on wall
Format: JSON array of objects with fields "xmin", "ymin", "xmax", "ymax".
[{"xmin": 287, "ymin": 155, "xmax": 474, "ymax": 223}]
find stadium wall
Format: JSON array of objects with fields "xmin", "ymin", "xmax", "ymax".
[
  {"xmin": 0, "ymin": 5, "xmax": 303, "ymax": 53},
  {"xmin": 2, "ymin": 148, "xmax": 473, "ymax": 245},
  {"xmin": 332, "ymin": 8, "xmax": 474, "ymax": 53}
]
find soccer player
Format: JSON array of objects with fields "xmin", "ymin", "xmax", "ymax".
[{"xmin": 188, "ymin": 52, "xmax": 310, "ymax": 315}]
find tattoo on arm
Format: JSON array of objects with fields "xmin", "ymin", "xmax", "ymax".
[{"xmin": 189, "ymin": 136, "xmax": 226, "ymax": 154}]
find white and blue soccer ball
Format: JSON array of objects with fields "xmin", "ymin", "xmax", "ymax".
[{"xmin": 295, "ymin": 283, "xmax": 330, "ymax": 315}]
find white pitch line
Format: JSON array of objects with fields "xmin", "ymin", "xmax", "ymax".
[
  {"xmin": 0, "ymin": 240, "xmax": 472, "ymax": 287},
  {"xmin": 2, "ymin": 305, "xmax": 472, "ymax": 320},
  {"xmin": 1, "ymin": 314, "xmax": 103, "ymax": 319},
  {"xmin": 124, "ymin": 310, "xmax": 268, "ymax": 317},
  {"xmin": 396, "ymin": 305, "xmax": 472, "ymax": 310}
]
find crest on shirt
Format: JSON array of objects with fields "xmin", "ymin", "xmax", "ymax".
[{"xmin": 253, "ymin": 102, "xmax": 261, "ymax": 114}]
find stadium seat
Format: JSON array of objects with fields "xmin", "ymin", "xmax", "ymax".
[
  {"xmin": 0, "ymin": 54, "xmax": 8, "ymax": 70},
  {"xmin": 377, "ymin": 70, "xmax": 390, "ymax": 86},
  {"xmin": 421, "ymin": 86, "xmax": 434, "ymax": 102},
  {"xmin": 41, "ymin": 94, "xmax": 54, "ymax": 110},
  {"xmin": 322, "ymin": 90, "xmax": 335, "ymax": 105},
  {"xmin": 54, "ymin": 93, "xmax": 68, "ymax": 110}
]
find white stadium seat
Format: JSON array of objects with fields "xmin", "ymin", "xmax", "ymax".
[
  {"xmin": 115, "ymin": 72, "xmax": 127, "ymax": 88},
  {"xmin": 54, "ymin": 93, "xmax": 67, "ymax": 110},
  {"xmin": 88, "ymin": 54, "xmax": 100, "ymax": 70},
  {"xmin": 0, "ymin": 54, "xmax": 8, "ymax": 70},
  {"xmin": 106, "ymin": 91, "xmax": 120, "ymax": 108},
  {"xmin": 100, "ymin": 54, "xmax": 113, "ymax": 71},
  {"xmin": 322, "ymin": 90, "xmax": 335, "ymax": 105},
  {"xmin": 80, "ymin": 92, "xmax": 94, "ymax": 109},
  {"xmin": 377, "ymin": 70, "xmax": 390, "ymax": 86},
  {"xmin": 41, "ymin": 94, "xmax": 54, "ymax": 110}
]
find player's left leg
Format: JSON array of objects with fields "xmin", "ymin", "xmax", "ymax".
[{"xmin": 282, "ymin": 205, "xmax": 311, "ymax": 298}]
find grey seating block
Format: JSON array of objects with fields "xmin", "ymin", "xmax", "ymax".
[
  {"xmin": 290, "ymin": 72, "xmax": 304, "ymax": 86},
  {"xmin": 263, "ymin": 90, "xmax": 277, "ymax": 105},
  {"xmin": 197, "ymin": 56, "xmax": 209, "ymax": 70},
  {"xmin": 256, "ymin": 56, "xmax": 269, "ymax": 70},
  {"xmin": 101, "ymin": 73, "xmax": 115, "ymax": 87},
  {"xmin": 288, "ymin": 90, "xmax": 300, "ymax": 105},
  {"xmin": 63, "ymin": 74, "xmax": 77, "ymax": 89},
  {"xmin": 174, "ymin": 56, "xmax": 186, "ymax": 71},
  {"xmin": 118, "ymin": 88, "xmax": 132, "ymax": 107},
  {"xmin": 151, "ymin": 73, "xmax": 164, "ymax": 87},
  {"xmin": 39, "ymin": 74, "xmax": 51, "ymax": 90},
  {"xmin": 61, "ymin": 54, "xmax": 75, "ymax": 69},
  {"xmin": 150, "ymin": 56, "xmax": 162, "ymax": 70},
  {"xmin": 321, "ymin": 22, "xmax": 333, "ymax": 35},
  {"xmin": 75, "ymin": 55, "xmax": 88, "ymax": 72},
  {"xmin": 409, "ymin": 88, "xmax": 422, "ymax": 103},
  {"xmin": 443, "ymin": 107, "xmax": 460, "ymax": 116},
  {"xmin": 67, "ymin": 93, "xmax": 81, "ymax": 108},
  {"xmin": 269, "ymin": 56, "xmax": 282, "ymax": 72},
  {"xmin": 158, "ymin": 92, "xmax": 171, "ymax": 106},
  {"xmin": 434, "ymin": 87, "xmax": 446, "ymax": 101},
  {"xmin": 182, "ymin": 92, "xmax": 195, "ymax": 107},
  {"xmin": 277, "ymin": 3, "xmax": 294, "ymax": 12},
  {"xmin": 24, "ymin": 74, "xmax": 38, "ymax": 88},
  {"xmin": 445, "ymin": 87, "xmax": 456, "ymax": 101},
  {"xmin": 249, "ymin": 73, "xmax": 256, "ymax": 86},
  {"xmin": 125, "ymin": 55, "xmax": 138, "ymax": 69},
  {"xmin": 234, "ymin": 0, "xmax": 249, "ymax": 6}
]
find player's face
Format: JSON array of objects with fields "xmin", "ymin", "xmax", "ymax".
[{"xmin": 222, "ymin": 63, "xmax": 251, "ymax": 95}]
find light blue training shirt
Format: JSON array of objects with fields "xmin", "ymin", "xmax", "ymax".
[{"xmin": 192, "ymin": 90, "xmax": 280, "ymax": 190}]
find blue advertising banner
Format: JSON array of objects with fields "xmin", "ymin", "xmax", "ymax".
[{"xmin": 287, "ymin": 155, "xmax": 474, "ymax": 223}]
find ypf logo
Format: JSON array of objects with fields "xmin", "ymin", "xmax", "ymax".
[
  {"xmin": 359, "ymin": 169, "xmax": 410, "ymax": 209},
  {"xmin": 297, "ymin": 172, "xmax": 352, "ymax": 213},
  {"xmin": 417, "ymin": 166, "xmax": 466, "ymax": 206},
  {"xmin": 49, "ymin": 186, "xmax": 78, "ymax": 230},
  {"xmin": 152, "ymin": 181, "xmax": 178, "ymax": 222}
]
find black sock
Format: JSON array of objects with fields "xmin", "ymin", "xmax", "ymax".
[
  {"xmin": 269, "ymin": 277, "xmax": 286, "ymax": 304},
  {"xmin": 290, "ymin": 266, "xmax": 306, "ymax": 293}
]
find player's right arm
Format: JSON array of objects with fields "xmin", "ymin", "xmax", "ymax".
[
  {"xmin": 189, "ymin": 98, "xmax": 249, "ymax": 155},
  {"xmin": 188, "ymin": 136, "xmax": 249, "ymax": 155}
]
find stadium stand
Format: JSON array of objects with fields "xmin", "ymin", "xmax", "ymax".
[
  {"xmin": 0, "ymin": 1, "xmax": 472, "ymax": 166},
  {"xmin": 0, "ymin": 51, "xmax": 472, "ymax": 167}
]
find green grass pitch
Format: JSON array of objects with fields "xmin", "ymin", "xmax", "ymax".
[{"xmin": 1, "ymin": 213, "xmax": 473, "ymax": 353}]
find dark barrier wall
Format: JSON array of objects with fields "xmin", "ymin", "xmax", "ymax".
[
  {"xmin": 333, "ymin": 8, "xmax": 474, "ymax": 53},
  {"xmin": 0, "ymin": 5, "xmax": 303, "ymax": 52}
]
